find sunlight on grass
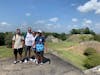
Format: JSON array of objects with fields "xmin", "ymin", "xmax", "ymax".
[
  {"xmin": 47, "ymin": 41, "xmax": 86, "ymax": 70},
  {"xmin": 59, "ymin": 50, "xmax": 86, "ymax": 70},
  {"xmin": 0, "ymin": 46, "xmax": 13, "ymax": 58},
  {"xmin": 47, "ymin": 41, "xmax": 79, "ymax": 50}
]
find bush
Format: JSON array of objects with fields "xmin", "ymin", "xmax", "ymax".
[
  {"xmin": 44, "ymin": 32, "xmax": 67, "ymax": 41},
  {"xmin": 94, "ymin": 34, "xmax": 100, "ymax": 42},
  {"xmin": 5, "ymin": 32, "xmax": 13, "ymax": 48},
  {"xmin": 84, "ymin": 53, "xmax": 100, "ymax": 69},
  {"xmin": 0, "ymin": 33, "xmax": 5, "ymax": 46},
  {"xmin": 84, "ymin": 48, "xmax": 97, "ymax": 56}
]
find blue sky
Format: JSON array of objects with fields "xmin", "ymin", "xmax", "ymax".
[{"xmin": 0, "ymin": 0, "xmax": 100, "ymax": 33}]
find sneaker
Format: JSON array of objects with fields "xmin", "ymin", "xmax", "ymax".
[
  {"xmin": 24, "ymin": 59, "xmax": 27, "ymax": 63},
  {"xmin": 32, "ymin": 59, "xmax": 37, "ymax": 63},
  {"xmin": 29, "ymin": 58, "xmax": 33, "ymax": 61},
  {"xmin": 19, "ymin": 60, "xmax": 22, "ymax": 63},
  {"xmin": 13, "ymin": 61, "xmax": 17, "ymax": 64},
  {"xmin": 35, "ymin": 60, "xmax": 38, "ymax": 64},
  {"xmin": 40, "ymin": 62, "xmax": 43, "ymax": 65}
]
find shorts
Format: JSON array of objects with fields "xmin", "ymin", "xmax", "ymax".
[
  {"xmin": 36, "ymin": 51, "xmax": 44, "ymax": 57},
  {"xmin": 14, "ymin": 48, "xmax": 23, "ymax": 55},
  {"xmin": 25, "ymin": 46, "xmax": 31, "ymax": 51}
]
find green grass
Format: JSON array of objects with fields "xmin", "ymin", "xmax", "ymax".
[
  {"xmin": 47, "ymin": 41, "xmax": 87, "ymax": 70},
  {"xmin": 47, "ymin": 41, "xmax": 79, "ymax": 50},
  {"xmin": 0, "ymin": 46, "xmax": 12, "ymax": 58},
  {"xmin": 57, "ymin": 50, "xmax": 86, "ymax": 70}
]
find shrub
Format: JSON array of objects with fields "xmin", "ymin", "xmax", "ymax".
[
  {"xmin": 0, "ymin": 33, "xmax": 5, "ymax": 46},
  {"xmin": 84, "ymin": 47, "xmax": 97, "ymax": 56},
  {"xmin": 5, "ymin": 32, "xmax": 13, "ymax": 48},
  {"xmin": 94, "ymin": 34, "xmax": 100, "ymax": 42},
  {"xmin": 84, "ymin": 53, "xmax": 100, "ymax": 69}
]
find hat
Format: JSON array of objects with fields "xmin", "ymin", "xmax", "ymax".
[{"xmin": 37, "ymin": 30, "xmax": 42, "ymax": 33}]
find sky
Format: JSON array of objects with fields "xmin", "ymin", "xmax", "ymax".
[{"xmin": 0, "ymin": 0, "xmax": 100, "ymax": 33}]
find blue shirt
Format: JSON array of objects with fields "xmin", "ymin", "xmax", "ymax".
[
  {"xmin": 35, "ymin": 36, "xmax": 45, "ymax": 52},
  {"xmin": 35, "ymin": 36, "xmax": 45, "ymax": 45}
]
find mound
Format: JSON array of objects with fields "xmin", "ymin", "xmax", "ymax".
[
  {"xmin": 67, "ymin": 34, "xmax": 94, "ymax": 43},
  {"xmin": 68, "ymin": 41, "xmax": 100, "ymax": 54}
]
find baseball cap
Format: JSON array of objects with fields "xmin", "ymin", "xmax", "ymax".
[{"xmin": 37, "ymin": 30, "xmax": 42, "ymax": 33}]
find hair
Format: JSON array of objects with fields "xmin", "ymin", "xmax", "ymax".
[{"xmin": 16, "ymin": 28, "xmax": 21, "ymax": 35}]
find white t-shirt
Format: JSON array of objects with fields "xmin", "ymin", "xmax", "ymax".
[
  {"xmin": 25, "ymin": 32, "xmax": 33, "ymax": 46},
  {"xmin": 32, "ymin": 36, "xmax": 37, "ymax": 48},
  {"xmin": 12, "ymin": 34, "xmax": 24, "ymax": 49}
]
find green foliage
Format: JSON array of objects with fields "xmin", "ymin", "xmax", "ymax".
[
  {"xmin": 70, "ymin": 29, "xmax": 81, "ymax": 34},
  {"xmin": 5, "ymin": 32, "xmax": 13, "ymax": 48},
  {"xmin": 70, "ymin": 27, "xmax": 95, "ymax": 35},
  {"xmin": 0, "ymin": 33, "xmax": 5, "ymax": 46},
  {"xmin": 84, "ymin": 48, "xmax": 97, "ymax": 56},
  {"xmin": 84, "ymin": 47, "xmax": 100, "ymax": 69},
  {"xmin": 94, "ymin": 34, "xmax": 100, "ymax": 42},
  {"xmin": 84, "ymin": 53, "xmax": 100, "ymax": 69},
  {"xmin": 44, "ymin": 32, "xmax": 67, "ymax": 41}
]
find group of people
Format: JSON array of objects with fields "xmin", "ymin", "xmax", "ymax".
[{"xmin": 12, "ymin": 27, "xmax": 47, "ymax": 65}]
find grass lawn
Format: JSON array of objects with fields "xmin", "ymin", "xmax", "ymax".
[
  {"xmin": 47, "ymin": 41, "xmax": 79, "ymax": 50},
  {"xmin": 47, "ymin": 41, "xmax": 87, "ymax": 70},
  {"xmin": 0, "ymin": 46, "xmax": 13, "ymax": 58}
]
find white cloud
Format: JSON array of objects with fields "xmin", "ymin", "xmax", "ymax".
[
  {"xmin": 0, "ymin": 22, "xmax": 11, "ymax": 27},
  {"xmin": 45, "ymin": 23, "xmax": 62, "ymax": 31},
  {"xmin": 35, "ymin": 20, "xmax": 45, "ymax": 24},
  {"xmin": 25, "ymin": 13, "xmax": 31, "ymax": 16},
  {"xmin": 49, "ymin": 17, "xmax": 59, "ymax": 22},
  {"xmin": 77, "ymin": 0, "xmax": 100, "ymax": 14},
  {"xmin": 82, "ymin": 19, "xmax": 92, "ymax": 26},
  {"xmin": 72, "ymin": 18, "xmax": 78, "ymax": 22}
]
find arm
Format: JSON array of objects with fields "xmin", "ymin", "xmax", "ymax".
[
  {"xmin": 22, "ymin": 40, "xmax": 25, "ymax": 48},
  {"xmin": 12, "ymin": 40, "xmax": 15, "ymax": 49},
  {"xmin": 21, "ymin": 36, "xmax": 25, "ymax": 48},
  {"xmin": 12, "ymin": 35, "xmax": 15, "ymax": 49},
  {"xmin": 33, "ymin": 41, "xmax": 36, "ymax": 48}
]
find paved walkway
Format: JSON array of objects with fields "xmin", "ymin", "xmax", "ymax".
[{"xmin": 0, "ymin": 54, "xmax": 85, "ymax": 75}]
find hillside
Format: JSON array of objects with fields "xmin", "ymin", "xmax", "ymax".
[{"xmin": 67, "ymin": 41, "xmax": 100, "ymax": 54}]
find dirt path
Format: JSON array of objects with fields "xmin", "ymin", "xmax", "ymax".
[{"xmin": 0, "ymin": 54, "xmax": 85, "ymax": 75}]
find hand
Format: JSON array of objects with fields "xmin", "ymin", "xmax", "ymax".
[
  {"xmin": 12, "ymin": 45, "xmax": 14, "ymax": 49},
  {"xmin": 44, "ymin": 47, "xmax": 48, "ymax": 53}
]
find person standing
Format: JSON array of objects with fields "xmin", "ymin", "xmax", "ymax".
[
  {"xmin": 31, "ymin": 31, "xmax": 37, "ymax": 62},
  {"xmin": 12, "ymin": 28, "xmax": 24, "ymax": 64},
  {"xmin": 34, "ymin": 30, "xmax": 47, "ymax": 64},
  {"xmin": 24, "ymin": 27, "xmax": 33, "ymax": 63}
]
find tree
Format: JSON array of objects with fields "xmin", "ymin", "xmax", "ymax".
[
  {"xmin": 70, "ymin": 27, "xmax": 95, "ymax": 35},
  {"xmin": 83, "ymin": 27, "xmax": 90, "ymax": 34},
  {"xmin": 0, "ymin": 33, "xmax": 5, "ymax": 46},
  {"xmin": 5, "ymin": 32, "xmax": 13, "ymax": 48},
  {"xmin": 70, "ymin": 29, "xmax": 81, "ymax": 34}
]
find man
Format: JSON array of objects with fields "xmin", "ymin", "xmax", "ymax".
[
  {"xmin": 12, "ymin": 28, "xmax": 24, "ymax": 64},
  {"xmin": 24, "ymin": 27, "xmax": 33, "ymax": 63},
  {"xmin": 34, "ymin": 30, "xmax": 47, "ymax": 64}
]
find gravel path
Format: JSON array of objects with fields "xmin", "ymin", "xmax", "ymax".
[{"xmin": 0, "ymin": 53, "xmax": 85, "ymax": 75}]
